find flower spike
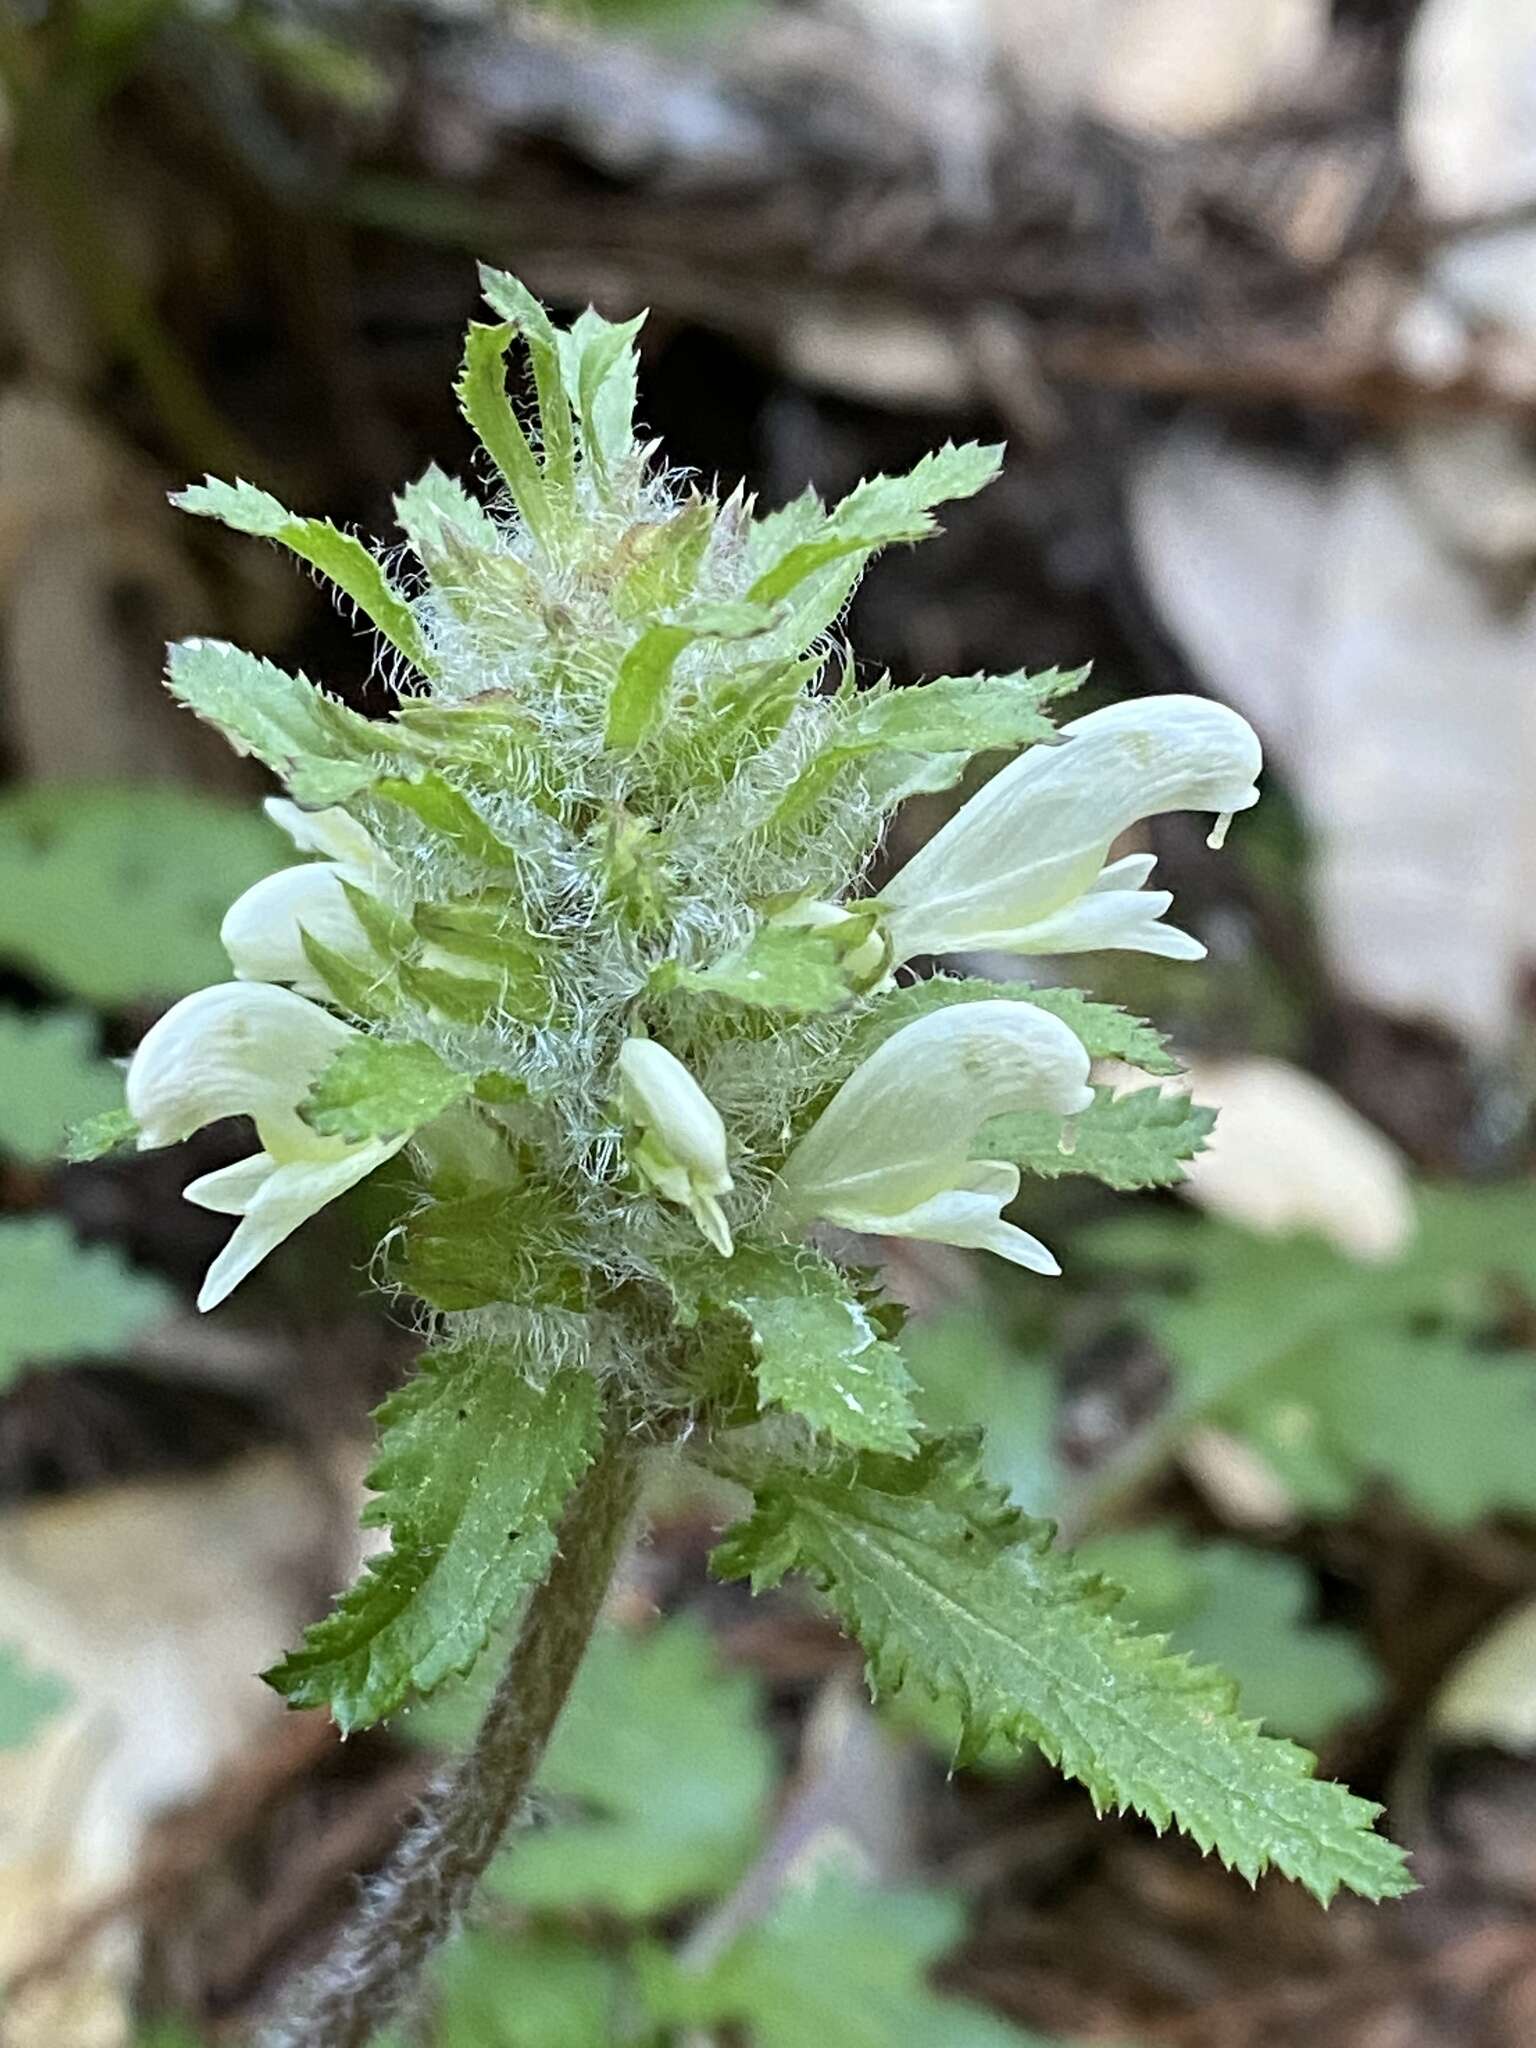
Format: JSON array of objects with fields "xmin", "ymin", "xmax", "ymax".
[{"xmin": 777, "ymin": 999, "xmax": 1094, "ymax": 1272}]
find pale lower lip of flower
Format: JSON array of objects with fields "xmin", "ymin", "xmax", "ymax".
[{"xmin": 185, "ymin": 1138, "xmax": 406, "ymax": 1310}]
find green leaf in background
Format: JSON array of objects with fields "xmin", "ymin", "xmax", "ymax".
[
  {"xmin": 0, "ymin": 1641, "xmax": 72, "ymax": 1751},
  {"xmin": 301, "ymin": 1038, "xmax": 474, "ymax": 1144},
  {"xmin": 1077, "ymin": 1530, "xmax": 1382, "ymax": 1745},
  {"xmin": 0, "ymin": 1008, "xmax": 123, "ymax": 1161},
  {"xmin": 266, "ymin": 1350, "xmax": 600, "ymax": 1730},
  {"xmin": 981, "ymin": 1085, "xmax": 1215, "ymax": 1193},
  {"xmin": 1094, "ymin": 1195, "xmax": 1536, "ymax": 1524},
  {"xmin": 63, "ymin": 1106, "xmax": 140, "ymax": 1163},
  {"xmin": 0, "ymin": 1217, "xmax": 172, "ymax": 1390},
  {"xmin": 715, "ymin": 1437, "xmax": 1411, "ymax": 1904},
  {"xmin": 485, "ymin": 1617, "xmax": 774, "ymax": 1917},
  {"xmin": 431, "ymin": 1929, "xmax": 623, "ymax": 2048},
  {"xmin": 0, "ymin": 784, "xmax": 283, "ymax": 1003},
  {"xmin": 704, "ymin": 1246, "xmax": 920, "ymax": 1455},
  {"xmin": 639, "ymin": 1874, "xmax": 1052, "ymax": 2048},
  {"xmin": 902, "ymin": 1308, "xmax": 1062, "ymax": 1517},
  {"xmin": 173, "ymin": 478, "xmax": 433, "ymax": 673}
]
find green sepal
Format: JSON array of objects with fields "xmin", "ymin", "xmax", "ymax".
[
  {"xmin": 373, "ymin": 773, "xmax": 517, "ymax": 868},
  {"xmin": 659, "ymin": 923, "xmax": 852, "ymax": 1015},
  {"xmin": 611, "ymin": 499, "xmax": 713, "ymax": 625},
  {"xmin": 265, "ymin": 1348, "xmax": 601, "ymax": 1730},
  {"xmin": 478, "ymin": 263, "xmax": 577, "ymax": 496},
  {"xmin": 456, "ymin": 321, "xmax": 556, "ymax": 551},
  {"xmin": 606, "ymin": 604, "xmax": 776, "ymax": 750},
  {"xmin": 398, "ymin": 1184, "xmax": 588, "ymax": 1311},
  {"xmin": 399, "ymin": 960, "xmax": 507, "ymax": 1027},
  {"xmin": 300, "ymin": 928, "xmax": 394, "ymax": 1021},
  {"xmin": 173, "ymin": 479, "xmax": 432, "ymax": 674}
]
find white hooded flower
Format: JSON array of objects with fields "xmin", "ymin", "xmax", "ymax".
[
  {"xmin": 777, "ymin": 999, "xmax": 1094, "ymax": 1272},
  {"xmin": 877, "ymin": 695, "xmax": 1262, "ymax": 966},
  {"xmin": 221, "ymin": 800, "xmax": 392, "ymax": 998},
  {"xmin": 126, "ymin": 982, "xmax": 408, "ymax": 1311},
  {"xmin": 616, "ymin": 1038, "xmax": 735, "ymax": 1256}
]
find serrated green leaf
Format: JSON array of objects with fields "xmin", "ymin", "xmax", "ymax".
[
  {"xmin": 980, "ymin": 1086, "xmax": 1214, "ymax": 1192},
  {"xmin": 302, "ymin": 1038, "xmax": 473, "ymax": 1143},
  {"xmin": 746, "ymin": 443, "xmax": 1003, "ymax": 608},
  {"xmin": 164, "ymin": 639, "xmax": 397, "ymax": 803},
  {"xmin": 0, "ymin": 1641, "xmax": 72, "ymax": 1752},
  {"xmin": 713, "ymin": 1438, "xmax": 1412, "ymax": 1903},
  {"xmin": 775, "ymin": 671, "xmax": 1070, "ymax": 827},
  {"xmin": 638, "ymin": 1872, "xmax": 1050, "ymax": 2048},
  {"xmin": 478, "ymin": 1617, "xmax": 773, "ymax": 1916},
  {"xmin": 1078, "ymin": 1530, "xmax": 1382, "ymax": 1745},
  {"xmin": 394, "ymin": 463, "xmax": 499, "ymax": 561},
  {"xmin": 478, "ymin": 264, "xmax": 577, "ymax": 496},
  {"xmin": 0, "ymin": 1217, "xmax": 173, "ymax": 1389},
  {"xmin": 374, "ymin": 773, "xmax": 516, "ymax": 867},
  {"xmin": 173, "ymin": 479, "xmax": 431, "ymax": 673},
  {"xmin": 606, "ymin": 604, "xmax": 775, "ymax": 750},
  {"xmin": 668, "ymin": 923, "xmax": 850, "ymax": 1014},
  {"xmin": 0, "ymin": 784, "xmax": 283, "ymax": 1003},
  {"xmin": 558, "ymin": 305, "xmax": 646, "ymax": 490},
  {"xmin": 266, "ymin": 1348, "xmax": 600, "ymax": 1729},
  {"xmin": 457, "ymin": 321, "xmax": 556, "ymax": 552},
  {"xmin": 699, "ymin": 1246, "xmax": 919, "ymax": 1454},
  {"xmin": 63, "ymin": 1106, "xmax": 140, "ymax": 1163},
  {"xmin": 398, "ymin": 1184, "xmax": 586, "ymax": 1312},
  {"xmin": 0, "ymin": 1008, "xmax": 123, "ymax": 1162}
]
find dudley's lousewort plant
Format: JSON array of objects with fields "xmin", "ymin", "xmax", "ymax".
[{"xmin": 104, "ymin": 267, "xmax": 1410, "ymax": 2043}]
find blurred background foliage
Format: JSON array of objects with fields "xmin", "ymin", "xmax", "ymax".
[{"xmin": 4, "ymin": 0, "xmax": 1536, "ymax": 2043}]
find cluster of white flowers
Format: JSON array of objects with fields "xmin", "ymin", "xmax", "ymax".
[{"xmin": 128, "ymin": 695, "xmax": 1259, "ymax": 1311}]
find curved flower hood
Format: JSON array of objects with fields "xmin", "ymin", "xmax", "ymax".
[
  {"xmin": 878, "ymin": 695, "xmax": 1262, "ymax": 965},
  {"xmin": 126, "ymin": 982, "xmax": 407, "ymax": 1310},
  {"xmin": 777, "ymin": 998, "xmax": 1094, "ymax": 1272}
]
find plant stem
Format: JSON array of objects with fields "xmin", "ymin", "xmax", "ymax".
[{"xmin": 261, "ymin": 1434, "xmax": 643, "ymax": 2048}]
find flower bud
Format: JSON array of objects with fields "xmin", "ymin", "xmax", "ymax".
[
  {"xmin": 221, "ymin": 802, "xmax": 392, "ymax": 996},
  {"xmin": 877, "ymin": 695, "xmax": 1261, "ymax": 966},
  {"xmin": 616, "ymin": 1038, "xmax": 735, "ymax": 1256},
  {"xmin": 778, "ymin": 998, "xmax": 1094, "ymax": 1272}
]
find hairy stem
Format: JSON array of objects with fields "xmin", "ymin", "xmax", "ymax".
[{"xmin": 261, "ymin": 1434, "xmax": 643, "ymax": 2048}]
